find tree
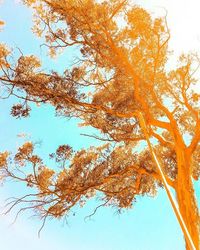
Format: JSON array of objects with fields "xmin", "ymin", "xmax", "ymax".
[{"xmin": 0, "ymin": 0, "xmax": 199, "ymax": 249}]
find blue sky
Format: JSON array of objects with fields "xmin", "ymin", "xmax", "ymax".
[{"xmin": 0, "ymin": 1, "xmax": 199, "ymax": 249}]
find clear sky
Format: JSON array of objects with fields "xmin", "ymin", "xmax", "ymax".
[{"xmin": 0, "ymin": 1, "xmax": 199, "ymax": 250}]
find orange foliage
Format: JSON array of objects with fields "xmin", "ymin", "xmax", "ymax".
[{"xmin": 0, "ymin": 1, "xmax": 199, "ymax": 249}]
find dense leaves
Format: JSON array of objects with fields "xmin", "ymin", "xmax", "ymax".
[{"xmin": 0, "ymin": 0, "xmax": 199, "ymax": 248}]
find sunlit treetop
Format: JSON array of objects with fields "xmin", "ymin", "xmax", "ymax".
[{"xmin": 0, "ymin": 1, "xmax": 199, "ymax": 248}]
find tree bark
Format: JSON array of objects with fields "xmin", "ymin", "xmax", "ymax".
[{"xmin": 176, "ymin": 148, "xmax": 200, "ymax": 250}]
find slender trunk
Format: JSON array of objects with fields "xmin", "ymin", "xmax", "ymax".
[{"xmin": 176, "ymin": 148, "xmax": 200, "ymax": 250}]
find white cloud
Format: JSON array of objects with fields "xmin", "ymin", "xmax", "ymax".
[
  {"xmin": 14, "ymin": 0, "xmax": 22, "ymax": 4},
  {"xmin": 137, "ymin": 0, "xmax": 200, "ymax": 54}
]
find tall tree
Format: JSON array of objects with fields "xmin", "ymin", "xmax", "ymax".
[{"xmin": 0, "ymin": 0, "xmax": 199, "ymax": 249}]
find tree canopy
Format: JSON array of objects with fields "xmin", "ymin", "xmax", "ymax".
[{"xmin": 0, "ymin": 1, "xmax": 199, "ymax": 249}]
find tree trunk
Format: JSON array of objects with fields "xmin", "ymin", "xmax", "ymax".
[{"xmin": 176, "ymin": 148, "xmax": 200, "ymax": 250}]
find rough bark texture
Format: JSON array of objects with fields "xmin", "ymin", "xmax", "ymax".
[{"xmin": 176, "ymin": 149, "xmax": 200, "ymax": 249}]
